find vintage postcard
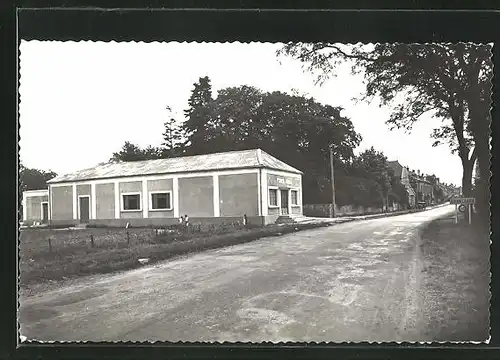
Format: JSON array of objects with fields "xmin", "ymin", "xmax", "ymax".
[{"xmin": 18, "ymin": 40, "xmax": 491, "ymax": 343}]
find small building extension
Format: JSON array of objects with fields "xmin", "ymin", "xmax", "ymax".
[{"xmin": 22, "ymin": 189, "xmax": 50, "ymax": 225}]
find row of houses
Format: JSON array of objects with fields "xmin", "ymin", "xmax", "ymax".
[
  {"xmin": 387, "ymin": 160, "xmax": 460, "ymax": 207},
  {"xmin": 21, "ymin": 149, "xmax": 304, "ymax": 227}
]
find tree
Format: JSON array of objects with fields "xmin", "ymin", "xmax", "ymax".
[
  {"xmin": 182, "ymin": 76, "xmax": 214, "ymax": 155},
  {"xmin": 473, "ymin": 159, "xmax": 480, "ymax": 187},
  {"xmin": 143, "ymin": 145, "xmax": 164, "ymax": 160},
  {"xmin": 209, "ymin": 85, "xmax": 266, "ymax": 151},
  {"xmin": 110, "ymin": 141, "xmax": 164, "ymax": 162},
  {"xmin": 162, "ymin": 106, "xmax": 185, "ymax": 157},
  {"xmin": 349, "ymin": 147, "xmax": 392, "ymax": 208},
  {"xmin": 341, "ymin": 175, "xmax": 382, "ymax": 208},
  {"xmin": 108, "ymin": 82, "xmax": 363, "ymax": 205},
  {"xmin": 19, "ymin": 163, "xmax": 57, "ymax": 191},
  {"xmin": 387, "ymin": 167, "xmax": 410, "ymax": 208},
  {"xmin": 278, "ymin": 43, "xmax": 492, "ymax": 221},
  {"xmin": 205, "ymin": 86, "xmax": 362, "ymax": 204},
  {"xmin": 434, "ymin": 186, "xmax": 445, "ymax": 203}
]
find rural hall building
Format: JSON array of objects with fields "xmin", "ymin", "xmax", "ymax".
[{"xmin": 22, "ymin": 149, "xmax": 303, "ymax": 226}]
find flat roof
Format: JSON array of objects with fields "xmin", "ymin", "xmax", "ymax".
[{"xmin": 48, "ymin": 148, "xmax": 303, "ymax": 184}]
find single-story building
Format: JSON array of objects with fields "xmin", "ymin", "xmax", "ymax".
[
  {"xmin": 42, "ymin": 149, "xmax": 303, "ymax": 226},
  {"xmin": 22, "ymin": 189, "xmax": 50, "ymax": 225}
]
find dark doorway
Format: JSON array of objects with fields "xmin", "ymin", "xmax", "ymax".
[
  {"xmin": 280, "ymin": 189, "xmax": 289, "ymax": 215},
  {"xmin": 79, "ymin": 196, "xmax": 90, "ymax": 223},
  {"xmin": 41, "ymin": 202, "xmax": 49, "ymax": 223}
]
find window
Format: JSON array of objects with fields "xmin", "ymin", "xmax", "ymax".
[
  {"xmin": 150, "ymin": 192, "xmax": 172, "ymax": 210},
  {"xmin": 122, "ymin": 193, "xmax": 141, "ymax": 211},
  {"xmin": 291, "ymin": 190, "xmax": 299, "ymax": 205},
  {"xmin": 269, "ymin": 188, "xmax": 278, "ymax": 207}
]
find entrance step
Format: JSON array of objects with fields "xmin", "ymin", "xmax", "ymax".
[
  {"xmin": 288, "ymin": 215, "xmax": 309, "ymax": 223},
  {"xmin": 275, "ymin": 216, "xmax": 298, "ymax": 224}
]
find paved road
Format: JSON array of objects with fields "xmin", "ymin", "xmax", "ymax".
[{"xmin": 19, "ymin": 205, "xmax": 455, "ymax": 343}]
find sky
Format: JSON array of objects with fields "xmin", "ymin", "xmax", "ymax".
[{"xmin": 19, "ymin": 41, "xmax": 463, "ymax": 186}]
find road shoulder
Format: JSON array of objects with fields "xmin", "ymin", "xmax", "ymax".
[{"xmin": 417, "ymin": 216, "xmax": 490, "ymax": 342}]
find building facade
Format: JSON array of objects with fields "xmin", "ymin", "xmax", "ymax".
[
  {"xmin": 409, "ymin": 170, "xmax": 434, "ymax": 205},
  {"xmin": 387, "ymin": 161, "xmax": 416, "ymax": 207},
  {"xmin": 22, "ymin": 189, "xmax": 49, "ymax": 225},
  {"xmin": 42, "ymin": 149, "xmax": 303, "ymax": 226}
]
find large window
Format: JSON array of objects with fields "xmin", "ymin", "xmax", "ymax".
[
  {"xmin": 291, "ymin": 190, "xmax": 299, "ymax": 205},
  {"xmin": 269, "ymin": 188, "xmax": 278, "ymax": 207},
  {"xmin": 122, "ymin": 193, "xmax": 141, "ymax": 211},
  {"xmin": 150, "ymin": 191, "xmax": 172, "ymax": 210}
]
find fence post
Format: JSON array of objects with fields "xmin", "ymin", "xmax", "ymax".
[
  {"xmin": 90, "ymin": 234, "xmax": 95, "ymax": 248},
  {"xmin": 48, "ymin": 237, "xmax": 52, "ymax": 253}
]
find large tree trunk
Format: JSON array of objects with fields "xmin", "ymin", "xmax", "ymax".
[
  {"xmin": 461, "ymin": 158, "xmax": 474, "ymax": 197},
  {"xmin": 461, "ymin": 158, "xmax": 474, "ymax": 223},
  {"xmin": 474, "ymin": 144, "xmax": 491, "ymax": 230},
  {"xmin": 468, "ymin": 98, "xmax": 491, "ymax": 231}
]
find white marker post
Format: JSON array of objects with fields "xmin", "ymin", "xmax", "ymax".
[
  {"xmin": 468, "ymin": 204, "xmax": 472, "ymax": 225},
  {"xmin": 455, "ymin": 204, "xmax": 458, "ymax": 224}
]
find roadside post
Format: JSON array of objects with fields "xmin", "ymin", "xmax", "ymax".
[{"xmin": 450, "ymin": 197, "xmax": 476, "ymax": 225}]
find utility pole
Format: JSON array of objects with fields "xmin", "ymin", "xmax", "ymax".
[{"xmin": 329, "ymin": 144, "xmax": 336, "ymax": 218}]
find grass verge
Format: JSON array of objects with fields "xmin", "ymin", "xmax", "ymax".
[
  {"xmin": 418, "ymin": 215, "xmax": 490, "ymax": 341},
  {"xmin": 20, "ymin": 221, "xmax": 332, "ymax": 288}
]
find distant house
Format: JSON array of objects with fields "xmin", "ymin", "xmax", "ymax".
[
  {"xmin": 387, "ymin": 160, "xmax": 416, "ymax": 207},
  {"xmin": 37, "ymin": 149, "xmax": 303, "ymax": 227}
]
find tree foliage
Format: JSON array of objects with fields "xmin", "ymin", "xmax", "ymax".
[
  {"xmin": 347, "ymin": 147, "xmax": 392, "ymax": 207},
  {"xmin": 181, "ymin": 76, "xmax": 214, "ymax": 154},
  {"xmin": 110, "ymin": 141, "xmax": 165, "ymax": 163},
  {"xmin": 387, "ymin": 168, "xmax": 409, "ymax": 206},
  {"xmin": 19, "ymin": 163, "xmax": 57, "ymax": 191},
  {"xmin": 212, "ymin": 86, "xmax": 362, "ymax": 204},
  {"xmin": 162, "ymin": 106, "xmax": 184, "ymax": 157}
]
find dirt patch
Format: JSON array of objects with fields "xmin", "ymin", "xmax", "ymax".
[{"xmin": 419, "ymin": 216, "xmax": 490, "ymax": 341}]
